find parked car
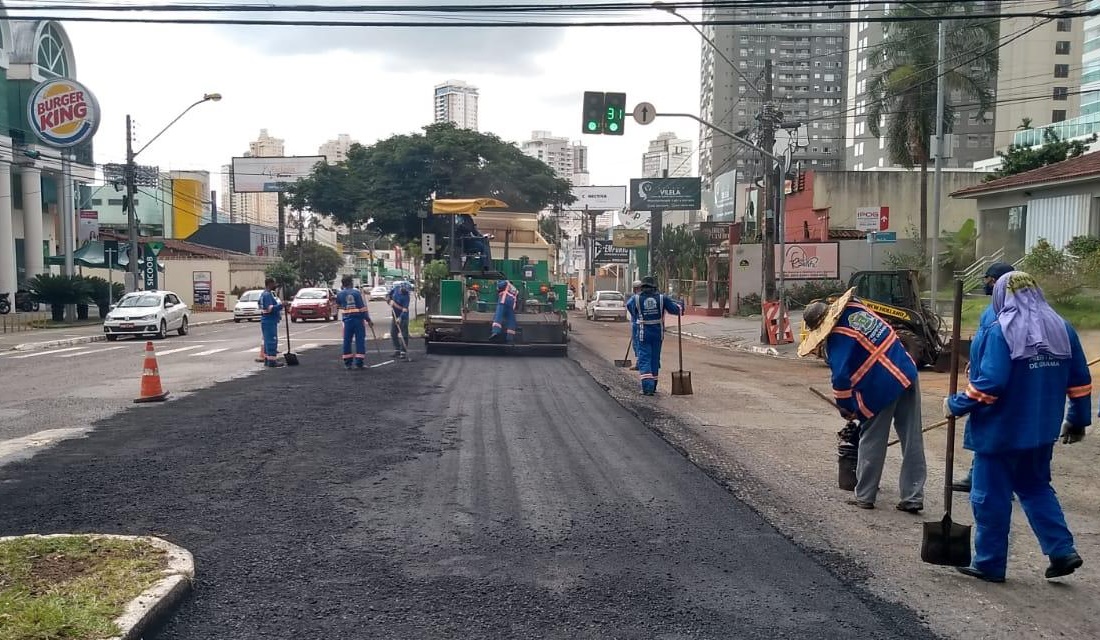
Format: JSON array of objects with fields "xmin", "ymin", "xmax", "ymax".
[
  {"xmin": 585, "ymin": 290, "xmax": 628, "ymax": 322},
  {"xmin": 103, "ymin": 290, "xmax": 190, "ymax": 340},
  {"xmin": 566, "ymin": 289, "xmax": 576, "ymax": 310},
  {"xmin": 233, "ymin": 289, "xmax": 277, "ymax": 323},
  {"xmin": 290, "ymin": 287, "xmax": 338, "ymax": 322},
  {"xmin": 368, "ymin": 285, "xmax": 389, "ymax": 301}
]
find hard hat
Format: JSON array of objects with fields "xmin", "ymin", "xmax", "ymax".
[{"xmin": 497, "ymin": 280, "xmax": 508, "ymax": 291}]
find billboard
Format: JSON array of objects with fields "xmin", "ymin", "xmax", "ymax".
[
  {"xmin": 77, "ymin": 210, "xmax": 98, "ymax": 244},
  {"xmin": 593, "ymin": 239, "xmax": 629, "ymax": 265},
  {"xmin": 698, "ymin": 221, "xmax": 732, "ymax": 247},
  {"xmin": 776, "ymin": 242, "xmax": 840, "ymax": 280},
  {"xmin": 711, "ymin": 170, "xmax": 738, "ymax": 222},
  {"xmin": 612, "ymin": 228, "xmax": 648, "ymax": 248},
  {"xmin": 629, "ymin": 177, "xmax": 702, "ymax": 211},
  {"xmin": 568, "ymin": 185, "xmax": 626, "ymax": 211},
  {"xmin": 231, "ymin": 156, "xmax": 325, "ymax": 193}
]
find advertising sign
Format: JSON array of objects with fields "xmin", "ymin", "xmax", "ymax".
[
  {"xmin": 612, "ymin": 228, "xmax": 648, "ymax": 248},
  {"xmin": 712, "ymin": 170, "xmax": 738, "ymax": 222},
  {"xmin": 775, "ymin": 242, "xmax": 839, "ymax": 280},
  {"xmin": 27, "ymin": 78, "xmax": 100, "ymax": 147},
  {"xmin": 855, "ymin": 206, "xmax": 889, "ymax": 232},
  {"xmin": 568, "ymin": 185, "xmax": 627, "ymax": 211},
  {"xmin": 231, "ymin": 156, "xmax": 325, "ymax": 193},
  {"xmin": 617, "ymin": 209, "xmax": 650, "ymax": 230},
  {"xmin": 629, "ymin": 177, "xmax": 702, "ymax": 211},
  {"xmin": 698, "ymin": 221, "xmax": 733, "ymax": 247},
  {"xmin": 77, "ymin": 210, "xmax": 98, "ymax": 244},
  {"xmin": 193, "ymin": 271, "xmax": 212, "ymax": 307},
  {"xmin": 593, "ymin": 239, "xmax": 629, "ymax": 265},
  {"xmin": 142, "ymin": 253, "xmax": 159, "ymax": 290}
]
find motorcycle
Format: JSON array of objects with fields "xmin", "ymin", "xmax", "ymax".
[
  {"xmin": 0, "ymin": 293, "xmax": 9, "ymax": 315},
  {"xmin": 15, "ymin": 289, "xmax": 39, "ymax": 312}
]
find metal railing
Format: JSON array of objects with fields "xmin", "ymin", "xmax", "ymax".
[
  {"xmin": 953, "ymin": 247, "xmax": 1005, "ymax": 292},
  {"xmin": 0, "ymin": 310, "xmax": 53, "ymax": 334}
]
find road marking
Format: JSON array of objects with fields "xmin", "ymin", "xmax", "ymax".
[
  {"xmin": 58, "ymin": 346, "xmax": 125, "ymax": 358},
  {"xmin": 236, "ymin": 348, "xmax": 262, "ymax": 355},
  {"xmin": 297, "ymin": 343, "xmax": 318, "ymax": 351},
  {"xmin": 155, "ymin": 345, "xmax": 204, "ymax": 356},
  {"xmin": 10, "ymin": 347, "xmax": 86, "ymax": 359},
  {"xmin": 191, "ymin": 348, "xmax": 228, "ymax": 357},
  {"xmin": 370, "ymin": 360, "xmax": 395, "ymax": 368}
]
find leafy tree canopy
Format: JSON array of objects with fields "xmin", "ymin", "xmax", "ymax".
[
  {"xmin": 984, "ymin": 124, "xmax": 1097, "ymax": 182},
  {"xmin": 284, "ymin": 240, "xmax": 344, "ymax": 287},
  {"xmin": 288, "ymin": 123, "xmax": 576, "ymax": 242}
]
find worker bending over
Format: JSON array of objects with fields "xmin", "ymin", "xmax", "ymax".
[
  {"xmin": 625, "ymin": 276, "xmax": 682, "ymax": 396},
  {"xmin": 337, "ymin": 275, "xmax": 372, "ymax": 369},
  {"xmin": 490, "ymin": 280, "xmax": 519, "ymax": 344},
  {"xmin": 388, "ymin": 281, "xmax": 411, "ymax": 359}
]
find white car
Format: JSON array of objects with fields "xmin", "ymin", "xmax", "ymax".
[
  {"xmin": 103, "ymin": 290, "xmax": 190, "ymax": 340},
  {"xmin": 586, "ymin": 290, "xmax": 628, "ymax": 322},
  {"xmin": 233, "ymin": 289, "xmax": 275, "ymax": 323},
  {"xmin": 368, "ymin": 285, "xmax": 389, "ymax": 301}
]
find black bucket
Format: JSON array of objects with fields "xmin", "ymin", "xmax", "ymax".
[
  {"xmin": 837, "ymin": 425, "xmax": 859, "ymax": 491},
  {"xmin": 838, "ymin": 453, "xmax": 858, "ymax": 491}
]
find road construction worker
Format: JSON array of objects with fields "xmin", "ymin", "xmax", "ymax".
[
  {"xmin": 457, "ymin": 214, "xmax": 492, "ymax": 270},
  {"xmin": 626, "ymin": 275, "xmax": 682, "ymax": 396},
  {"xmin": 626, "ymin": 280, "xmax": 643, "ymax": 370},
  {"xmin": 953, "ymin": 260, "xmax": 1016, "ymax": 493},
  {"xmin": 259, "ymin": 278, "xmax": 284, "ymax": 368},
  {"xmin": 490, "ymin": 279, "xmax": 518, "ymax": 344},
  {"xmin": 799, "ymin": 288, "xmax": 926, "ymax": 512},
  {"xmin": 388, "ymin": 281, "xmax": 411, "ymax": 359},
  {"xmin": 336, "ymin": 275, "xmax": 372, "ymax": 369},
  {"xmin": 945, "ymin": 271, "xmax": 1091, "ymax": 583}
]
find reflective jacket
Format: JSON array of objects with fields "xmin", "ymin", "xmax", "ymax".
[
  {"xmin": 627, "ymin": 289, "xmax": 682, "ymax": 342},
  {"xmin": 497, "ymin": 281, "xmax": 518, "ymax": 309},
  {"xmin": 827, "ymin": 302, "xmax": 918, "ymax": 420},
  {"xmin": 336, "ymin": 287, "xmax": 369, "ymax": 321}
]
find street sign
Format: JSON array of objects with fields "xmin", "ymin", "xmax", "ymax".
[
  {"xmin": 633, "ymin": 102, "xmax": 656, "ymax": 125},
  {"xmin": 629, "ymin": 177, "xmax": 702, "ymax": 211},
  {"xmin": 612, "ymin": 228, "xmax": 647, "ymax": 248},
  {"xmin": 103, "ymin": 240, "xmax": 119, "ymax": 268},
  {"xmin": 421, "ymin": 232, "xmax": 436, "ymax": 254},
  {"xmin": 593, "ymin": 239, "xmax": 629, "ymax": 265},
  {"xmin": 146, "ymin": 241, "xmax": 165, "ymax": 257},
  {"xmin": 866, "ymin": 231, "xmax": 897, "ymax": 244},
  {"xmin": 142, "ymin": 253, "xmax": 158, "ymax": 290},
  {"xmin": 855, "ymin": 206, "xmax": 888, "ymax": 233}
]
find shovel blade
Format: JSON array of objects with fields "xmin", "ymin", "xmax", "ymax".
[
  {"xmin": 920, "ymin": 514, "xmax": 972, "ymax": 567},
  {"xmin": 284, "ymin": 352, "xmax": 300, "ymax": 367},
  {"xmin": 671, "ymin": 370, "xmax": 693, "ymax": 395},
  {"xmin": 614, "ymin": 359, "xmax": 633, "ymax": 368}
]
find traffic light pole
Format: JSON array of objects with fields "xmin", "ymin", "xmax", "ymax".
[
  {"xmin": 125, "ymin": 114, "xmax": 140, "ymax": 290},
  {"xmin": 760, "ymin": 60, "xmax": 778, "ymax": 307}
]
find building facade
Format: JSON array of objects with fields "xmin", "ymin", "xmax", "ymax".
[
  {"xmin": 699, "ymin": 4, "xmax": 847, "ymax": 192},
  {"xmin": 520, "ymin": 131, "xmax": 590, "ymax": 186},
  {"xmin": 318, "ymin": 133, "xmax": 357, "ymax": 164},
  {"xmin": 642, "ymin": 132, "xmax": 693, "ymax": 178},
  {"xmin": 220, "ymin": 129, "xmax": 284, "ymax": 228},
  {"xmin": 433, "ymin": 80, "xmax": 479, "ymax": 130},
  {"xmin": 0, "ymin": 17, "xmax": 97, "ymax": 295}
]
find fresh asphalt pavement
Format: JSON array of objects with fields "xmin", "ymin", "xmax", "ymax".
[{"xmin": 0, "ymin": 334, "xmax": 937, "ymax": 638}]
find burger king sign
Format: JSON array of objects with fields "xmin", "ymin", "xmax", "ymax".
[{"xmin": 27, "ymin": 78, "xmax": 100, "ymax": 148}]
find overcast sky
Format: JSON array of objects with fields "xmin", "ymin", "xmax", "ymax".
[{"xmin": 61, "ymin": 4, "xmax": 701, "ymax": 198}]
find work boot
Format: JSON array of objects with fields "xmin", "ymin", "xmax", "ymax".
[
  {"xmin": 392, "ymin": 350, "xmax": 402, "ymax": 358},
  {"xmin": 1045, "ymin": 552, "xmax": 1083, "ymax": 579},
  {"xmin": 952, "ymin": 469, "xmax": 973, "ymax": 493},
  {"xmin": 956, "ymin": 566, "xmax": 1005, "ymax": 583},
  {"xmin": 896, "ymin": 501, "xmax": 923, "ymax": 514},
  {"xmin": 846, "ymin": 499, "xmax": 874, "ymax": 509}
]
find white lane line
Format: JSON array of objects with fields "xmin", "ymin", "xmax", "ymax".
[
  {"xmin": 370, "ymin": 360, "xmax": 395, "ymax": 368},
  {"xmin": 10, "ymin": 346, "xmax": 86, "ymax": 359},
  {"xmin": 296, "ymin": 343, "xmax": 318, "ymax": 351},
  {"xmin": 190, "ymin": 348, "xmax": 228, "ymax": 357},
  {"xmin": 154, "ymin": 345, "xmax": 204, "ymax": 356},
  {"xmin": 58, "ymin": 346, "xmax": 125, "ymax": 358}
]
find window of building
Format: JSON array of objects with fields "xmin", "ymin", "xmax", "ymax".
[
  {"xmin": 1056, "ymin": 40, "xmax": 1071, "ymax": 55},
  {"xmin": 36, "ymin": 23, "xmax": 70, "ymax": 78},
  {"xmin": 1057, "ymin": 18, "xmax": 1072, "ymax": 32},
  {"xmin": 1054, "ymin": 64, "xmax": 1069, "ymax": 78},
  {"xmin": 1053, "ymin": 86, "xmax": 1069, "ymax": 100},
  {"xmin": 1052, "ymin": 109, "xmax": 1067, "ymax": 122}
]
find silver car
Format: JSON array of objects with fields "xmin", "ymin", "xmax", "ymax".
[
  {"xmin": 585, "ymin": 290, "xmax": 628, "ymax": 322},
  {"xmin": 234, "ymin": 289, "xmax": 279, "ymax": 323}
]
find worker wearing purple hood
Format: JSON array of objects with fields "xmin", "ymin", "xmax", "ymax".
[{"xmin": 944, "ymin": 271, "xmax": 1092, "ymax": 583}]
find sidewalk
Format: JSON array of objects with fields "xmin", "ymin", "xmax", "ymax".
[
  {"xmin": 0, "ymin": 312, "xmax": 236, "ymax": 351},
  {"xmin": 675, "ymin": 311, "xmax": 803, "ymax": 358}
]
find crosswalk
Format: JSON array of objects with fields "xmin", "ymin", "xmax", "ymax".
[{"xmin": 1, "ymin": 342, "xmax": 327, "ymax": 362}]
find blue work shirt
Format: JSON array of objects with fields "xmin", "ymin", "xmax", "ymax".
[
  {"xmin": 336, "ymin": 287, "xmax": 369, "ymax": 321},
  {"xmin": 389, "ymin": 287, "xmax": 411, "ymax": 320},
  {"xmin": 626, "ymin": 290, "xmax": 683, "ymax": 340},
  {"xmin": 826, "ymin": 301, "xmax": 918, "ymax": 420},
  {"xmin": 259, "ymin": 289, "xmax": 282, "ymax": 323}
]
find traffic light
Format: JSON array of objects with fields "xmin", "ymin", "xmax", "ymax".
[
  {"xmin": 582, "ymin": 91, "xmax": 605, "ymax": 135},
  {"xmin": 604, "ymin": 92, "xmax": 626, "ymax": 135}
]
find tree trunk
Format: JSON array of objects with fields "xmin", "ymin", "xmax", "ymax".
[{"xmin": 919, "ymin": 157, "xmax": 929, "ymax": 257}]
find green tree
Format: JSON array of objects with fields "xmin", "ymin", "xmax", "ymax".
[
  {"xmin": 653, "ymin": 225, "xmax": 708, "ymax": 299},
  {"xmin": 938, "ymin": 218, "xmax": 978, "ymax": 273},
  {"xmin": 419, "ymin": 259, "xmax": 451, "ymax": 313},
  {"xmin": 539, "ymin": 215, "xmax": 568, "ymax": 249},
  {"xmin": 865, "ymin": 2, "xmax": 997, "ymax": 254},
  {"xmin": 285, "ymin": 240, "xmax": 344, "ymax": 287},
  {"xmin": 984, "ymin": 125, "xmax": 1097, "ymax": 182},
  {"xmin": 289, "ymin": 122, "xmax": 576, "ymax": 243},
  {"xmin": 265, "ymin": 259, "xmax": 299, "ymax": 297}
]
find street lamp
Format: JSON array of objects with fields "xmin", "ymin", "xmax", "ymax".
[
  {"xmin": 125, "ymin": 92, "xmax": 222, "ymax": 287},
  {"xmin": 651, "ymin": 2, "xmax": 764, "ymax": 99}
]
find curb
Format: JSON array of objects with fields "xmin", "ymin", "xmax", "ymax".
[
  {"xmin": 0, "ymin": 533, "xmax": 194, "ymax": 640},
  {"xmin": 8, "ymin": 317, "xmax": 235, "ymax": 352}
]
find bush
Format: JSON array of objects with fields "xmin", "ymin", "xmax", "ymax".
[
  {"xmin": 736, "ymin": 293, "xmax": 762, "ymax": 316},
  {"xmin": 231, "ymin": 285, "xmax": 263, "ymax": 297},
  {"xmin": 784, "ymin": 280, "xmax": 846, "ymax": 309},
  {"xmin": 81, "ymin": 276, "xmax": 126, "ymax": 318},
  {"xmin": 1020, "ymin": 239, "xmax": 1082, "ymax": 304},
  {"xmin": 1065, "ymin": 235, "xmax": 1100, "ymax": 259}
]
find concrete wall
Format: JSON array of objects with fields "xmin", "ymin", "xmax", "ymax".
[{"xmin": 79, "ymin": 256, "xmax": 276, "ymax": 308}]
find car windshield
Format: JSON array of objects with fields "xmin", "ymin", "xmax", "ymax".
[
  {"xmin": 240, "ymin": 291, "xmax": 260, "ymax": 302},
  {"xmin": 373, "ymin": 287, "xmax": 387, "ymax": 292},
  {"xmin": 118, "ymin": 294, "xmax": 161, "ymax": 308},
  {"xmin": 598, "ymin": 292, "xmax": 624, "ymax": 302},
  {"xmin": 296, "ymin": 290, "xmax": 326, "ymax": 299}
]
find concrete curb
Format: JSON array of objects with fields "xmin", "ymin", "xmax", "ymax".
[
  {"xmin": 8, "ymin": 317, "xmax": 235, "ymax": 352},
  {"xmin": 0, "ymin": 533, "xmax": 194, "ymax": 640}
]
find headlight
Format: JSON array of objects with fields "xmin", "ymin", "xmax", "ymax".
[{"xmin": 136, "ymin": 314, "xmax": 155, "ymax": 321}]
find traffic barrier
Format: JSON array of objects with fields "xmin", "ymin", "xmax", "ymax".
[
  {"xmin": 762, "ymin": 301, "xmax": 794, "ymax": 346},
  {"xmin": 214, "ymin": 291, "xmax": 227, "ymax": 312},
  {"xmin": 134, "ymin": 341, "xmax": 170, "ymax": 403}
]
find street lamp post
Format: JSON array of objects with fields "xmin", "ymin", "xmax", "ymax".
[{"xmin": 125, "ymin": 93, "xmax": 221, "ymax": 288}]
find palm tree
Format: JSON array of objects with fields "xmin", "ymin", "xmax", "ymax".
[{"xmin": 865, "ymin": 3, "xmax": 997, "ymax": 255}]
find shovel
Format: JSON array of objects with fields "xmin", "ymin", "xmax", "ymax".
[
  {"xmin": 614, "ymin": 337, "xmax": 633, "ymax": 368},
  {"xmin": 391, "ymin": 308, "xmax": 412, "ymax": 362},
  {"xmin": 920, "ymin": 279, "xmax": 970, "ymax": 567},
  {"xmin": 671, "ymin": 313, "xmax": 693, "ymax": 395},
  {"xmin": 282, "ymin": 302, "xmax": 299, "ymax": 366},
  {"xmin": 368, "ymin": 323, "xmax": 394, "ymax": 367}
]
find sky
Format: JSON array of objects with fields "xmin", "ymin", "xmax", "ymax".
[{"xmin": 57, "ymin": 3, "xmax": 703, "ymax": 198}]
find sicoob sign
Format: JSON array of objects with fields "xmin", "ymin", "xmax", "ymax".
[{"xmin": 28, "ymin": 79, "xmax": 100, "ymax": 147}]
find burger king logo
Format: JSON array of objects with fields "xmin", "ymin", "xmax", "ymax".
[{"xmin": 27, "ymin": 78, "xmax": 100, "ymax": 148}]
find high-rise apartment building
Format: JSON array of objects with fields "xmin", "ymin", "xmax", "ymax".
[
  {"xmin": 222, "ymin": 129, "xmax": 285, "ymax": 228},
  {"xmin": 699, "ymin": 5, "xmax": 847, "ymax": 191},
  {"xmin": 319, "ymin": 134, "xmax": 358, "ymax": 164},
  {"xmin": 520, "ymin": 131, "xmax": 590, "ymax": 186},
  {"xmin": 642, "ymin": 132, "xmax": 693, "ymax": 178},
  {"xmin": 434, "ymin": 80, "xmax": 479, "ymax": 130}
]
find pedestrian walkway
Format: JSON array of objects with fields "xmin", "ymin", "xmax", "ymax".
[{"xmin": 0, "ymin": 338, "xmax": 331, "ymax": 362}]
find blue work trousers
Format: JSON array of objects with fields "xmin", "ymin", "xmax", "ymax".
[
  {"xmin": 636, "ymin": 326, "xmax": 664, "ymax": 394},
  {"xmin": 971, "ymin": 444, "xmax": 1076, "ymax": 579},
  {"xmin": 491, "ymin": 301, "xmax": 517, "ymax": 344},
  {"xmin": 261, "ymin": 320, "xmax": 279, "ymax": 367},
  {"xmin": 391, "ymin": 314, "xmax": 409, "ymax": 353},
  {"xmin": 343, "ymin": 317, "xmax": 366, "ymax": 368}
]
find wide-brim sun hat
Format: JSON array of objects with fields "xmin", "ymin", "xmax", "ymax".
[{"xmin": 797, "ymin": 287, "xmax": 856, "ymax": 357}]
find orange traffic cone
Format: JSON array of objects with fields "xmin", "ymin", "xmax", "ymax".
[{"xmin": 134, "ymin": 341, "xmax": 170, "ymax": 403}]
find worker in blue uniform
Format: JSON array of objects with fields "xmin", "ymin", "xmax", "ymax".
[
  {"xmin": 490, "ymin": 280, "xmax": 519, "ymax": 344},
  {"xmin": 388, "ymin": 281, "xmax": 411, "ymax": 359},
  {"xmin": 336, "ymin": 275, "xmax": 372, "ymax": 369},
  {"xmin": 799, "ymin": 288, "xmax": 926, "ymax": 512},
  {"xmin": 625, "ymin": 275, "xmax": 683, "ymax": 396},
  {"xmin": 258, "ymin": 277, "xmax": 284, "ymax": 368},
  {"xmin": 945, "ymin": 271, "xmax": 1091, "ymax": 583},
  {"xmin": 953, "ymin": 261, "xmax": 1016, "ymax": 493},
  {"xmin": 457, "ymin": 214, "xmax": 492, "ymax": 270},
  {"xmin": 625, "ymin": 280, "xmax": 642, "ymax": 370}
]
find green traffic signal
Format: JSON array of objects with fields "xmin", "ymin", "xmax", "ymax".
[
  {"xmin": 582, "ymin": 91, "xmax": 605, "ymax": 135},
  {"xmin": 603, "ymin": 92, "xmax": 626, "ymax": 135}
]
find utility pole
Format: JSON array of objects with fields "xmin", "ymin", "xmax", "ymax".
[
  {"xmin": 125, "ymin": 115, "xmax": 140, "ymax": 290},
  {"xmin": 649, "ymin": 166, "xmax": 668, "ymax": 277},
  {"xmin": 277, "ymin": 192, "xmax": 287, "ymax": 253},
  {"xmin": 930, "ymin": 19, "xmax": 947, "ymax": 314},
  {"xmin": 760, "ymin": 59, "xmax": 778, "ymax": 329}
]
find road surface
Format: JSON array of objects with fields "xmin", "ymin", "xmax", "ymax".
[{"xmin": 0, "ymin": 339, "xmax": 935, "ymax": 638}]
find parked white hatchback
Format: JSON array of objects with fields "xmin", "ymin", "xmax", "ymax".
[
  {"xmin": 585, "ymin": 290, "xmax": 629, "ymax": 322},
  {"xmin": 103, "ymin": 290, "xmax": 190, "ymax": 341}
]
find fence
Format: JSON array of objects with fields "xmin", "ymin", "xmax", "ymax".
[{"xmin": 1, "ymin": 310, "xmax": 52, "ymax": 334}]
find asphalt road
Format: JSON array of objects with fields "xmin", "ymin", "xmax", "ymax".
[{"xmin": 0, "ymin": 339, "xmax": 935, "ymax": 638}]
